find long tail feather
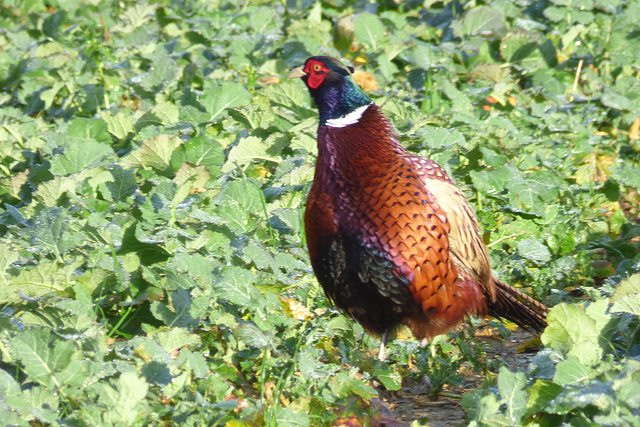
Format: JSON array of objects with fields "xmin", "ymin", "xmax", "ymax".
[{"xmin": 488, "ymin": 279, "xmax": 549, "ymax": 332}]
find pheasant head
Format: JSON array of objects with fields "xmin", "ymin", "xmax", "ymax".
[{"xmin": 289, "ymin": 56, "xmax": 372, "ymax": 126}]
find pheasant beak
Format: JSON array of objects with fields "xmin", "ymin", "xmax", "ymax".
[{"xmin": 288, "ymin": 66, "xmax": 307, "ymax": 79}]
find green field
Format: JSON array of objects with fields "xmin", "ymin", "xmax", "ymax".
[{"xmin": 1, "ymin": 0, "xmax": 639, "ymax": 425}]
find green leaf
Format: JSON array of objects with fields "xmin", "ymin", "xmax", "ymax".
[
  {"xmin": 32, "ymin": 173, "xmax": 88, "ymax": 207},
  {"xmin": 12, "ymin": 328, "xmax": 77, "ymax": 389},
  {"xmin": 374, "ymin": 367, "xmax": 402, "ymax": 391},
  {"xmin": 541, "ymin": 303, "xmax": 603, "ymax": 366},
  {"xmin": 452, "ymin": 6, "xmax": 505, "ymax": 37},
  {"xmin": 609, "ymin": 163, "xmax": 640, "ymax": 190},
  {"xmin": 546, "ymin": 381, "xmax": 616, "ymax": 416},
  {"xmin": 273, "ymin": 406, "xmax": 310, "ymax": 427},
  {"xmin": 236, "ymin": 323, "xmax": 275, "ymax": 349},
  {"xmin": 141, "ymin": 57, "xmax": 177, "ymax": 91},
  {"xmin": 419, "ymin": 127, "xmax": 466, "ymax": 150},
  {"xmin": 6, "ymin": 258, "xmax": 84, "ymax": 303},
  {"xmin": 136, "ymin": 110, "xmax": 166, "ymax": 130},
  {"xmin": 223, "ymin": 136, "xmax": 281, "ymax": 172},
  {"xmin": 104, "ymin": 165, "xmax": 138, "ymax": 202},
  {"xmin": 117, "ymin": 222, "xmax": 171, "ymax": 266},
  {"xmin": 297, "ymin": 348, "xmax": 335, "ymax": 381},
  {"xmin": 43, "ymin": 10, "xmax": 67, "ymax": 39},
  {"xmin": 0, "ymin": 369, "xmax": 23, "ymax": 415},
  {"xmin": 122, "ymin": 134, "xmax": 182, "ymax": 172},
  {"xmin": 331, "ymin": 373, "xmax": 378, "ymax": 400},
  {"xmin": 516, "ymin": 238, "xmax": 552, "ymax": 265},
  {"xmin": 601, "ymin": 88, "xmax": 633, "ymax": 110},
  {"xmin": 141, "ymin": 360, "xmax": 172, "ymax": 386},
  {"xmin": 0, "ymin": 243, "xmax": 20, "ymax": 288},
  {"xmin": 475, "ymin": 393, "xmax": 507, "ymax": 423},
  {"xmin": 67, "ymin": 118, "xmax": 111, "ymax": 143},
  {"xmin": 272, "ymin": 208, "xmax": 303, "ymax": 235},
  {"xmin": 500, "ymin": 31, "xmax": 538, "ymax": 63},
  {"xmin": 151, "ymin": 102, "xmax": 181, "ymax": 125},
  {"xmin": 612, "ymin": 273, "xmax": 640, "ymax": 301},
  {"xmin": 170, "ymin": 136, "xmax": 225, "ymax": 178},
  {"xmin": 2, "ymin": 383, "xmax": 60, "ymax": 425},
  {"xmin": 212, "ymin": 266, "xmax": 264, "ymax": 308},
  {"xmin": 100, "ymin": 371, "xmax": 149, "ymax": 425},
  {"xmin": 228, "ymin": 104, "xmax": 276, "ymax": 129},
  {"xmin": 470, "ymin": 166, "xmax": 515, "ymax": 195},
  {"xmin": 178, "ymin": 349, "xmax": 209, "ymax": 378},
  {"xmin": 438, "ymin": 78, "xmax": 473, "ymax": 114},
  {"xmin": 150, "ymin": 288, "xmax": 199, "ymax": 328},
  {"xmin": 526, "ymin": 379, "xmax": 563, "ymax": 415},
  {"xmin": 201, "ymin": 81, "xmax": 252, "ymax": 123},
  {"xmin": 100, "ymin": 110, "xmax": 135, "ymax": 139},
  {"xmin": 170, "ymin": 252, "xmax": 214, "ymax": 282},
  {"xmin": 242, "ymin": 243, "xmax": 273, "ymax": 270},
  {"xmin": 531, "ymin": 70, "xmax": 565, "ymax": 98},
  {"xmin": 266, "ymin": 81, "xmax": 313, "ymax": 118},
  {"xmin": 610, "ymin": 292, "xmax": 640, "ymax": 316},
  {"xmin": 30, "ymin": 208, "xmax": 80, "ymax": 258},
  {"xmin": 585, "ymin": 298, "xmax": 616, "ymax": 341},
  {"xmin": 219, "ymin": 179, "xmax": 263, "ymax": 213},
  {"xmin": 122, "ymin": 252, "xmax": 140, "ymax": 272},
  {"xmin": 506, "ymin": 172, "xmax": 561, "ymax": 213},
  {"xmin": 49, "ymin": 139, "xmax": 113, "ymax": 175},
  {"xmin": 498, "ymin": 366, "xmax": 528, "ymax": 422},
  {"xmin": 150, "ymin": 327, "xmax": 202, "ymax": 353},
  {"xmin": 612, "ymin": 361, "xmax": 640, "ymax": 409},
  {"xmin": 553, "ymin": 355, "xmax": 590, "ymax": 385},
  {"xmin": 354, "ymin": 13, "xmax": 387, "ymax": 53},
  {"xmin": 216, "ymin": 202, "xmax": 252, "ymax": 232}
]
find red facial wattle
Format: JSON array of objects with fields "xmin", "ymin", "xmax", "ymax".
[{"xmin": 304, "ymin": 60, "xmax": 330, "ymax": 89}]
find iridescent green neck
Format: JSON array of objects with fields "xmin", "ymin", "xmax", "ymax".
[{"xmin": 309, "ymin": 76, "xmax": 372, "ymax": 125}]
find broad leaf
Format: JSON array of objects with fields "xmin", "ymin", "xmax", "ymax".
[
  {"xmin": 201, "ymin": 81, "xmax": 252, "ymax": 123},
  {"xmin": 541, "ymin": 304, "xmax": 603, "ymax": 366},
  {"xmin": 354, "ymin": 13, "xmax": 387, "ymax": 53},
  {"xmin": 49, "ymin": 139, "xmax": 113, "ymax": 175}
]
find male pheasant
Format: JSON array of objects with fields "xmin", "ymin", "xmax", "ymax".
[{"xmin": 290, "ymin": 56, "xmax": 548, "ymax": 360}]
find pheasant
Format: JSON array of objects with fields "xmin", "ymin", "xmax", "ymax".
[{"xmin": 290, "ymin": 56, "xmax": 548, "ymax": 360}]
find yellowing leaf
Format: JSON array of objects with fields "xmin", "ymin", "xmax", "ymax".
[
  {"xmin": 11, "ymin": 170, "xmax": 28, "ymax": 197},
  {"xmin": 173, "ymin": 162, "xmax": 211, "ymax": 191},
  {"xmin": 7, "ymin": 258, "xmax": 84, "ymax": 303},
  {"xmin": 223, "ymin": 136, "xmax": 281, "ymax": 173},
  {"xmin": 280, "ymin": 297, "xmax": 313, "ymax": 320},
  {"xmin": 612, "ymin": 273, "xmax": 640, "ymax": 301},
  {"xmin": 122, "ymin": 134, "xmax": 182, "ymax": 171},
  {"xmin": 574, "ymin": 151, "xmax": 615, "ymax": 184},
  {"xmin": 100, "ymin": 110, "xmax": 134, "ymax": 139},
  {"xmin": 624, "ymin": 117, "xmax": 640, "ymax": 140},
  {"xmin": 352, "ymin": 70, "xmax": 379, "ymax": 92},
  {"xmin": 33, "ymin": 170, "xmax": 92, "ymax": 207}
]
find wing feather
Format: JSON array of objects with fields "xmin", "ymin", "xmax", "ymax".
[{"xmin": 409, "ymin": 156, "xmax": 495, "ymax": 301}]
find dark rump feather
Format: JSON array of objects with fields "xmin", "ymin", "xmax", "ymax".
[{"xmin": 488, "ymin": 279, "xmax": 549, "ymax": 332}]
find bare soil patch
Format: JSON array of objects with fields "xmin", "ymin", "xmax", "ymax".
[{"xmin": 374, "ymin": 329, "xmax": 539, "ymax": 426}]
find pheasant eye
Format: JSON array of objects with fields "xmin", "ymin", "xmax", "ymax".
[{"xmin": 313, "ymin": 64, "xmax": 323, "ymax": 72}]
